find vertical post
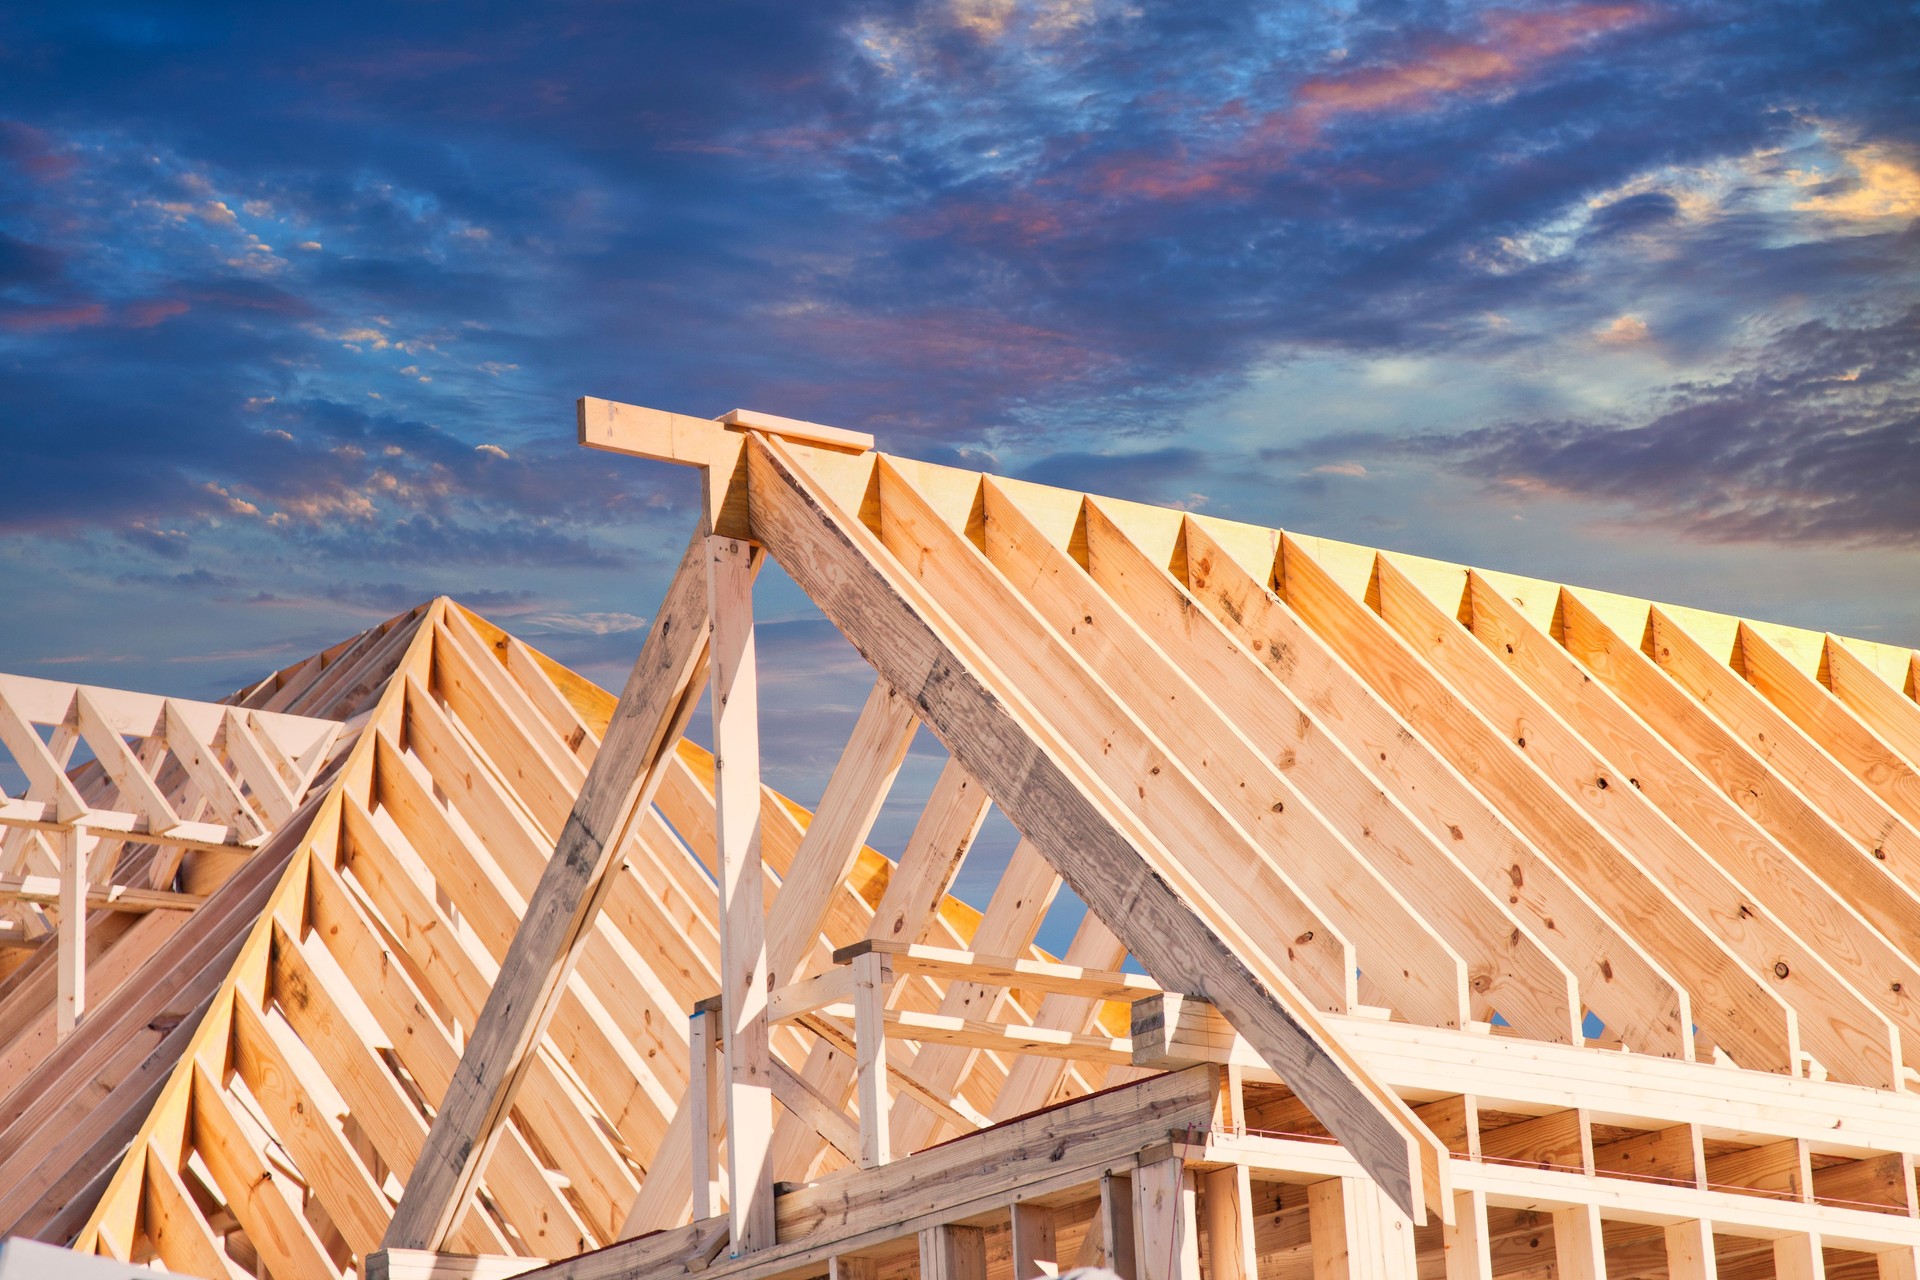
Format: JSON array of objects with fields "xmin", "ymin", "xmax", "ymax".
[
  {"xmin": 1551, "ymin": 1204, "xmax": 1607, "ymax": 1280},
  {"xmin": 1664, "ymin": 1219, "xmax": 1715, "ymax": 1280},
  {"xmin": 708, "ymin": 535, "xmax": 774, "ymax": 1253},
  {"xmin": 55, "ymin": 825, "xmax": 85, "ymax": 1039},
  {"xmin": 830, "ymin": 1257, "xmax": 878, "ymax": 1280},
  {"xmin": 852, "ymin": 948, "xmax": 891, "ymax": 1168},
  {"xmin": 689, "ymin": 997, "xmax": 724, "ymax": 1221},
  {"xmin": 1878, "ymin": 1247, "xmax": 1920, "ymax": 1280},
  {"xmin": 1011, "ymin": 1201, "xmax": 1059, "ymax": 1280},
  {"xmin": 920, "ymin": 1224, "xmax": 987, "ymax": 1280},
  {"xmin": 1442, "ymin": 1189, "xmax": 1494, "ymax": 1280},
  {"xmin": 1201, "ymin": 1167, "xmax": 1256, "ymax": 1280},
  {"xmin": 1133, "ymin": 1154, "xmax": 1200, "ymax": 1280},
  {"xmin": 1775, "ymin": 1233, "xmax": 1826, "ymax": 1280},
  {"xmin": 1098, "ymin": 1171, "xmax": 1138, "ymax": 1280},
  {"xmin": 1309, "ymin": 1177, "xmax": 1416, "ymax": 1280}
]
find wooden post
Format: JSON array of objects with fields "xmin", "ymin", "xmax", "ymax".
[
  {"xmin": 55, "ymin": 826, "xmax": 84, "ymax": 1040},
  {"xmin": 1552, "ymin": 1204, "xmax": 1607, "ymax": 1280},
  {"xmin": 1201, "ymin": 1166, "xmax": 1256, "ymax": 1280},
  {"xmin": 1878, "ymin": 1247, "xmax": 1920, "ymax": 1280},
  {"xmin": 1309, "ymin": 1177, "xmax": 1416, "ymax": 1280},
  {"xmin": 709, "ymin": 534, "xmax": 774, "ymax": 1254},
  {"xmin": 689, "ymin": 997, "xmax": 724, "ymax": 1221},
  {"xmin": 1011, "ymin": 1201, "xmax": 1059, "ymax": 1280},
  {"xmin": 1776, "ymin": 1233, "xmax": 1826, "ymax": 1280},
  {"xmin": 852, "ymin": 948, "xmax": 891, "ymax": 1168},
  {"xmin": 830, "ymin": 1257, "xmax": 879, "ymax": 1280},
  {"xmin": 920, "ymin": 1223, "xmax": 987, "ymax": 1280},
  {"xmin": 1664, "ymin": 1219, "xmax": 1716, "ymax": 1280},
  {"xmin": 1134, "ymin": 1154, "xmax": 1200, "ymax": 1280},
  {"xmin": 1096, "ymin": 1171, "xmax": 1138, "ymax": 1280},
  {"xmin": 1442, "ymin": 1189, "xmax": 1493, "ymax": 1280}
]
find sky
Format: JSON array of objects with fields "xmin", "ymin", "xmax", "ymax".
[{"xmin": 2, "ymin": 1, "xmax": 1917, "ymax": 904}]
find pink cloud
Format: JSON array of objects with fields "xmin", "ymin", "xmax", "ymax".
[{"xmin": 0, "ymin": 303, "xmax": 108, "ymax": 333}]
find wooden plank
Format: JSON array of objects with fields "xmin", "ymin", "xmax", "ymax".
[
  {"xmin": 0, "ymin": 873, "xmax": 202, "ymax": 912},
  {"xmin": 1443, "ymin": 1189, "xmax": 1494, "ymax": 1280},
  {"xmin": 1775, "ymin": 1231, "xmax": 1828, "ymax": 1280},
  {"xmin": 887, "ymin": 839, "xmax": 1060, "ymax": 1153},
  {"xmin": 1665, "ymin": 1217, "xmax": 1717, "ymax": 1280},
  {"xmin": 709, "ymin": 533, "xmax": 776, "ymax": 1252},
  {"xmin": 1271, "ymin": 533, "xmax": 1791, "ymax": 1069},
  {"xmin": 230, "ymin": 993, "xmax": 391, "ymax": 1259},
  {"xmin": 162, "ymin": 700, "xmax": 266, "ymax": 840},
  {"xmin": 1133, "ymin": 1153, "xmax": 1200, "ymax": 1280},
  {"xmin": 223, "ymin": 707, "xmax": 299, "ymax": 825},
  {"xmin": 874, "ymin": 464, "xmax": 1365, "ymax": 1019},
  {"xmin": 743, "ymin": 435, "xmax": 1446, "ymax": 1223},
  {"xmin": 1467, "ymin": 575, "xmax": 1907, "ymax": 1086},
  {"xmin": 864, "ymin": 757, "xmax": 990, "ymax": 949},
  {"xmin": 56, "ymin": 827, "xmax": 82, "ymax": 1038},
  {"xmin": 919, "ymin": 1223, "xmax": 987, "ymax": 1280},
  {"xmin": 852, "ymin": 948, "xmax": 890, "ymax": 1169},
  {"xmin": 1729, "ymin": 621, "xmax": 1920, "ymax": 832},
  {"xmin": 985, "ymin": 487, "xmax": 1572, "ymax": 1040},
  {"xmin": 689, "ymin": 1003, "xmax": 723, "ymax": 1222},
  {"xmin": 191, "ymin": 1059, "xmax": 340, "ymax": 1280},
  {"xmin": 1825, "ymin": 639, "xmax": 1920, "ymax": 774},
  {"xmin": 75, "ymin": 687, "xmax": 180, "ymax": 836},
  {"xmin": 719, "ymin": 408, "xmax": 876, "ymax": 453},
  {"xmin": 383, "ymin": 530, "xmax": 710, "ymax": 1253},
  {"xmin": 1097, "ymin": 1171, "xmax": 1138, "ymax": 1278},
  {"xmin": 1309, "ymin": 1177, "xmax": 1416, "ymax": 1280},
  {"xmin": 766, "ymin": 678, "xmax": 918, "ymax": 985},
  {"xmin": 142, "ymin": 1142, "xmax": 248, "ymax": 1280},
  {"xmin": 835, "ymin": 941, "xmax": 1160, "ymax": 1006},
  {"xmin": 1172, "ymin": 514, "xmax": 1684, "ymax": 1055},
  {"xmin": 1011, "ymin": 1200, "xmax": 1059, "ymax": 1280},
  {"xmin": 1567, "ymin": 591, "xmax": 1920, "ymax": 1001},
  {"xmin": 1202, "ymin": 1165, "xmax": 1257, "ymax": 1280},
  {"xmin": 1551, "ymin": 1203, "xmax": 1607, "ymax": 1280},
  {"xmin": 770, "ymin": 1059, "xmax": 859, "ymax": 1164}
]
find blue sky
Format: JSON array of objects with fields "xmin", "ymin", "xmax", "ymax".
[{"xmin": 2, "ymin": 1, "xmax": 1916, "ymax": 878}]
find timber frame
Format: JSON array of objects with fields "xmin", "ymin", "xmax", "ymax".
[{"xmin": 5, "ymin": 395, "xmax": 1920, "ymax": 1280}]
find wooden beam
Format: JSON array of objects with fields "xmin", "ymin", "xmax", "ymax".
[
  {"xmin": 1202, "ymin": 1165, "xmax": 1257, "ymax": 1280},
  {"xmin": 1824, "ymin": 638, "xmax": 1920, "ymax": 773},
  {"xmin": 0, "ymin": 873, "xmax": 203, "ymax": 913},
  {"xmin": 1665, "ymin": 1218, "xmax": 1717, "ymax": 1280},
  {"xmin": 765, "ymin": 679, "xmax": 918, "ymax": 986},
  {"xmin": 1133, "ymin": 1152, "xmax": 1200, "ymax": 1280},
  {"xmin": 709, "ymin": 533, "xmax": 776, "ymax": 1253},
  {"xmin": 919, "ymin": 1223, "xmax": 987, "ymax": 1280},
  {"xmin": 383, "ymin": 529, "xmax": 710, "ymax": 1252},
  {"xmin": 1309, "ymin": 1177, "xmax": 1416, "ymax": 1280},
  {"xmin": 1443, "ymin": 1189, "xmax": 1494, "ymax": 1280},
  {"xmin": 690, "ymin": 1001, "xmax": 724, "ymax": 1223},
  {"xmin": 852, "ymin": 948, "xmax": 890, "ymax": 1169},
  {"xmin": 1552, "ymin": 1203, "xmax": 1607, "ymax": 1280},
  {"xmin": 1172, "ymin": 515, "xmax": 1684, "ymax": 1055},
  {"xmin": 833, "ymin": 939, "xmax": 1160, "ymax": 1005},
  {"xmin": 1011, "ymin": 1201, "xmax": 1059, "ymax": 1280},
  {"xmin": 55, "ymin": 826, "xmax": 82, "ymax": 1039},
  {"xmin": 743, "ymin": 434, "xmax": 1446, "ymax": 1224}
]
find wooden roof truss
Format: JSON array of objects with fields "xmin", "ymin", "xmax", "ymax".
[{"xmin": 10, "ymin": 396, "xmax": 1919, "ymax": 1280}]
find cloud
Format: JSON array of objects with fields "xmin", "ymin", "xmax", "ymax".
[
  {"xmin": 1595, "ymin": 315, "xmax": 1651, "ymax": 346},
  {"xmin": 1793, "ymin": 142, "xmax": 1920, "ymax": 222},
  {"xmin": 1416, "ymin": 307, "xmax": 1920, "ymax": 546}
]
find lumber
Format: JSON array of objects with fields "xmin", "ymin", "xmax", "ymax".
[
  {"xmin": 385, "ymin": 530, "xmax": 710, "ymax": 1252},
  {"xmin": 743, "ymin": 433, "xmax": 1448, "ymax": 1224},
  {"xmin": 709, "ymin": 533, "xmax": 777, "ymax": 1252}
]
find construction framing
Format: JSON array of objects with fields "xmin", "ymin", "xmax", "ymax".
[{"xmin": 4, "ymin": 395, "xmax": 1919, "ymax": 1280}]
